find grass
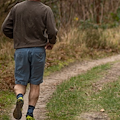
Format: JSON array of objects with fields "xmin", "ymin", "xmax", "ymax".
[
  {"xmin": 44, "ymin": 59, "xmax": 74, "ymax": 76},
  {"xmin": 0, "ymin": 91, "xmax": 15, "ymax": 120},
  {"xmin": 46, "ymin": 63, "xmax": 120, "ymax": 120},
  {"xmin": 93, "ymin": 80, "xmax": 120, "ymax": 120}
]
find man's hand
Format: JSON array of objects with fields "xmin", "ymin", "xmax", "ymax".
[{"xmin": 45, "ymin": 43, "xmax": 54, "ymax": 50}]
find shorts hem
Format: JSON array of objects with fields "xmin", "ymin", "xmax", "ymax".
[
  {"xmin": 30, "ymin": 80, "xmax": 43, "ymax": 85},
  {"xmin": 15, "ymin": 82, "xmax": 28, "ymax": 86}
]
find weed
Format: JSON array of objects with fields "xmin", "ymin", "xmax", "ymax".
[{"xmin": 0, "ymin": 91, "xmax": 15, "ymax": 119}]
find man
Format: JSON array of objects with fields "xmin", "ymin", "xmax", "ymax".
[{"xmin": 1, "ymin": 0, "xmax": 57, "ymax": 119}]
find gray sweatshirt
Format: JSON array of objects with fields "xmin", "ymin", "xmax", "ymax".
[{"xmin": 1, "ymin": 0, "xmax": 57, "ymax": 49}]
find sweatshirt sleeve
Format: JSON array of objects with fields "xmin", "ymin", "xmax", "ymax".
[
  {"xmin": 45, "ymin": 7, "xmax": 57, "ymax": 44},
  {"xmin": 1, "ymin": 8, "xmax": 14, "ymax": 39}
]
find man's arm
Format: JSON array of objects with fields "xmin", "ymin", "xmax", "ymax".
[
  {"xmin": 45, "ymin": 7, "xmax": 57, "ymax": 45},
  {"xmin": 1, "ymin": 8, "xmax": 14, "ymax": 39}
]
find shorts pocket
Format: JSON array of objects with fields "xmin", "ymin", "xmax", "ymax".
[{"xmin": 35, "ymin": 52, "xmax": 44, "ymax": 62}]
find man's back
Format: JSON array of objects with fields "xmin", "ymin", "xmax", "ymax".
[{"xmin": 2, "ymin": 0, "xmax": 57, "ymax": 49}]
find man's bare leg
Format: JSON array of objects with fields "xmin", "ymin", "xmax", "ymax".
[
  {"xmin": 13, "ymin": 84, "xmax": 26, "ymax": 119},
  {"xmin": 29, "ymin": 84, "xmax": 40, "ymax": 106},
  {"xmin": 26, "ymin": 84, "xmax": 40, "ymax": 118}
]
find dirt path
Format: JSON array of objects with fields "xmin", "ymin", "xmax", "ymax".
[{"xmin": 10, "ymin": 54, "xmax": 120, "ymax": 120}]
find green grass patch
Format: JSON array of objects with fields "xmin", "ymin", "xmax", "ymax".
[
  {"xmin": 44, "ymin": 59, "xmax": 74, "ymax": 76},
  {"xmin": 0, "ymin": 91, "xmax": 15, "ymax": 120},
  {"xmin": 46, "ymin": 63, "xmax": 112, "ymax": 120},
  {"xmin": 93, "ymin": 80, "xmax": 120, "ymax": 120}
]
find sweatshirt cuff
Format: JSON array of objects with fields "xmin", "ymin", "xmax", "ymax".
[{"xmin": 49, "ymin": 39, "xmax": 56, "ymax": 44}]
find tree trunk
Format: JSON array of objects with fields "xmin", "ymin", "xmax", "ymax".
[{"xmin": 95, "ymin": 0, "xmax": 101, "ymax": 24}]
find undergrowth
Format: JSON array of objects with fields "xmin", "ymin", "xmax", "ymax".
[{"xmin": 0, "ymin": 91, "xmax": 15, "ymax": 120}]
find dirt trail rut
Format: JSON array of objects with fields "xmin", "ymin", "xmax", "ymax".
[{"xmin": 10, "ymin": 54, "xmax": 120, "ymax": 120}]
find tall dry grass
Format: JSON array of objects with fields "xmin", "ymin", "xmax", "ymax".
[
  {"xmin": 46, "ymin": 26, "xmax": 120, "ymax": 70},
  {"xmin": 1, "ymin": 27, "xmax": 120, "ymax": 63},
  {"xmin": 0, "ymin": 36, "xmax": 14, "ymax": 60},
  {"xmin": 0, "ymin": 35, "xmax": 14, "ymax": 90},
  {"xmin": 58, "ymin": 27, "xmax": 120, "ymax": 51}
]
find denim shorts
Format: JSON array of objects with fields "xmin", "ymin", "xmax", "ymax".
[{"xmin": 14, "ymin": 47, "xmax": 46, "ymax": 86}]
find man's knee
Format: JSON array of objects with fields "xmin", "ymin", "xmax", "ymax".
[
  {"xmin": 30, "ymin": 84, "xmax": 40, "ymax": 90},
  {"xmin": 29, "ymin": 84, "xmax": 40, "ymax": 97}
]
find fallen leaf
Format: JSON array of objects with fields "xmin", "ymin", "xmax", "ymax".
[{"xmin": 100, "ymin": 109, "xmax": 105, "ymax": 112}]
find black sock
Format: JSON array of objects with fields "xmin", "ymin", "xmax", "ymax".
[
  {"xmin": 26, "ymin": 105, "xmax": 35, "ymax": 117},
  {"xmin": 17, "ymin": 94, "xmax": 23, "ymax": 99}
]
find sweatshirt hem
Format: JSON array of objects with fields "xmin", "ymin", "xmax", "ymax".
[{"xmin": 14, "ymin": 44, "xmax": 46, "ymax": 49}]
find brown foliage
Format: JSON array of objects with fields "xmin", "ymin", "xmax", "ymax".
[
  {"xmin": 1, "ymin": 0, "xmax": 120, "ymax": 25},
  {"xmin": 59, "ymin": 0, "xmax": 120, "ymax": 25}
]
